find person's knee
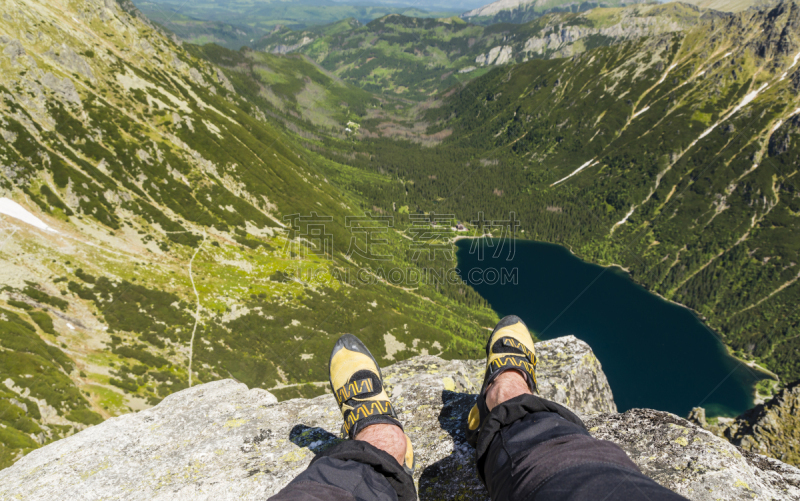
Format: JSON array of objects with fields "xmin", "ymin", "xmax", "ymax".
[
  {"xmin": 535, "ymin": 463, "xmax": 689, "ymax": 501},
  {"xmin": 483, "ymin": 411, "xmax": 597, "ymax": 498},
  {"xmin": 479, "ymin": 403, "xmax": 655, "ymax": 499}
]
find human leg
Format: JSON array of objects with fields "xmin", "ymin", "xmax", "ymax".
[
  {"xmin": 268, "ymin": 334, "xmax": 416, "ymax": 501},
  {"xmin": 468, "ymin": 315, "xmax": 688, "ymax": 501}
]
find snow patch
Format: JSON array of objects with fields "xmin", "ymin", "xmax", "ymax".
[
  {"xmin": 632, "ymin": 106, "xmax": 650, "ymax": 120},
  {"xmin": 610, "ymin": 206, "xmax": 636, "ymax": 234},
  {"xmin": 780, "ymin": 52, "xmax": 800, "ymax": 80},
  {"xmin": 0, "ymin": 198, "xmax": 58, "ymax": 233},
  {"xmin": 551, "ymin": 159, "xmax": 598, "ymax": 186},
  {"xmin": 695, "ymin": 83, "xmax": 768, "ymax": 144},
  {"xmin": 656, "ymin": 63, "xmax": 677, "ymax": 85}
]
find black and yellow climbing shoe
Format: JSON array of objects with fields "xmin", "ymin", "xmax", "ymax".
[
  {"xmin": 329, "ymin": 333, "xmax": 415, "ymax": 474},
  {"xmin": 465, "ymin": 315, "xmax": 538, "ymax": 446}
]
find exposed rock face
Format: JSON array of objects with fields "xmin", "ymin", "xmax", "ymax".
[
  {"xmin": 724, "ymin": 380, "xmax": 800, "ymax": 466},
  {"xmin": 588, "ymin": 409, "xmax": 800, "ymax": 500},
  {"xmin": 270, "ymin": 36, "xmax": 314, "ymax": 55},
  {"xmin": 189, "ymin": 67, "xmax": 208, "ymax": 87},
  {"xmin": 475, "ymin": 45, "xmax": 514, "ymax": 66},
  {"xmin": 688, "ymin": 406, "xmax": 707, "ymax": 427},
  {"xmin": 0, "ymin": 35, "xmax": 26, "ymax": 64},
  {"xmin": 522, "ymin": 18, "xmax": 684, "ymax": 58},
  {"xmin": 468, "ymin": 8, "xmax": 690, "ymax": 65},
  {"xmin": 0, "ymin": 336, "xmax": 798, "ymax": 500},
  {"xmin": 216, "ymin": 68, "xmax": 235, "ymax": 92},
  {"xmin": 44, "ymin": 44, "xmax": 95, "ymax": 81},
  {"xmin": 41, "ymin": 72, "xmax": 82, "ymax": 105},
  {"xmin": 462, "ymin": 0, "xmax": 538, "ymax": 18}
]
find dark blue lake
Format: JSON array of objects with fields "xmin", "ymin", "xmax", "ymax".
[{"xmin": 456, "ymin": 238, "xmax": 764, "ymax": 417}]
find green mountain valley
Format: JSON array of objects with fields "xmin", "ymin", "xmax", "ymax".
[
  {"xmin": 255, "ymin": 3, "xmax": 702, "ymax": 99},
  {"xmin": 1, "ymin": 0, "xmax": 799, "ymax": 472},
  {"xmin": 133, "ymin": 0, "xmax": 462, "ymax": 50}
]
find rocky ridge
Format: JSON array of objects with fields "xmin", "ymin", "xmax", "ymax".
[
  {"xmin": 724, "ymin": 381, "xmax": 800, "ymax": 466},
  {"xmin": 0, "ymin": 336, "xmax": 798, "ymax": 501},
  {"xmin": 518, "ymin": 15, "xmax": 686, "ymax": 59},
  {"xmin": 461, "ymin": 0, "xmax": 642, "ymax": 21}
]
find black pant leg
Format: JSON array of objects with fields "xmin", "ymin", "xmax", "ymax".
[
  {"xmin": 477, "ymin": 394, "xmax": 688, "ymax": 501},
  {"xmin": 268, "ymin": 440, "xmax": 416, "ymax": 501}
]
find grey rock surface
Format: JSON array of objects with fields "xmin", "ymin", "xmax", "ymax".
[
  {"xmin": 41, "ymin": 72, "xmax": 81, "ymax": 105},
  {"xmin": 44, "ymin": 44, "xmax": 95, "ymax": 81},
  {"xmin": 0, "ymin": 35, "xmax": 26, "ymax": 64},
  {"xmin": 587, "ymin": 409, "xmax": 800, "ymax": 501},
  {"xmin": 216, "ymin": 68, "xmax": 235, "ymax": 93},
  {"xmin": 188, "ymin": 67, "xmax": 208, "ymax": 87},
  {"xmin": 0, "ymin": 335, "xmax": 798, "ymax": 500}
]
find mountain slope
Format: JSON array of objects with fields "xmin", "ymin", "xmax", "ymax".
[
  {"xmin": 0, "ymin": 0, "xmax": 497, "ymax": 469},
  {"xmin": 680, "ymin": 0, "xmax": 773, "ymax": 12},
  {"xmin": 332, "ymin": 1, "xmax": 800, "ymax": 385},
  {"xmin": 724, "ymin": 380, "xmax": 800, "ymax": 465},
  {"xmin": 132, "ymin": 0, "xmax": 460, "ymax": 49},
  {"xmin": 255, "ymin": 3, "xmax": 701, "ymax": 99}
]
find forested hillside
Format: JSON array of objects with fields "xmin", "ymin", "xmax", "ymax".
[
  {"xmin": 0, "ymin": 0, "xmax": 496, "ymax": 469},
  {"xmin": 255, "ymin": 3, "xmax": 701, "ymax": 99},
  {"xmin": 132, "ymin": 0, "xmax": 459, "ymax": 49},
  {"xmin": 3, "ymin": 0, "xmax": 800, "ymax": 474},
  {"xmin": 331, "ymin": 1, "xmax": 800, "ymax": 383}
]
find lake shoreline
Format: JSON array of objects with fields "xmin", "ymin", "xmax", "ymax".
[
  {"xmin": 455, "ymin": 236, "xmax": 768, "ymax": 418},
  {"xmin": 519, "ymin": 238, "xmax": 778, "ymax": 384},
  {"xmin": 452, "ymin": 235, "xmax": 780, "ymax": 388}
]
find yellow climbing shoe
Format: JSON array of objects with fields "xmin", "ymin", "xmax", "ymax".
[
  {"xmin": 466, "ymin": 315, "xmax": 538, "ymax": 446},
  {"xmin": 329, "ymin": 333, "xmax": 414, "ymax": 474}
]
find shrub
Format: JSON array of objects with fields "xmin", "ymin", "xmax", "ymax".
[
  {"xmin": 28, "ymin": 311, "xmax": 55, "ymax": 335},
  {"xmin": 66, "ymin": 408, "xmax": 103, "ymax": 425}
]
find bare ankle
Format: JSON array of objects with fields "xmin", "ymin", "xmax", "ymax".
[
  {"xmin": 354, "ymin": 423, "xmax": 406, "ymax": 466},
  {"xmin": 485, "ymin": 369, "xmax": 531, "ymax": 411}
]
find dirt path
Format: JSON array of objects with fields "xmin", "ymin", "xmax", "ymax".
[{"xmin": 187, "ymin": 230, "xmax": 207, "ymax": 387}]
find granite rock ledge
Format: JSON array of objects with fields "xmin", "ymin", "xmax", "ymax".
[{"xmin": 0, "ymin": 336, "xmax": 798, "ymax": 500}]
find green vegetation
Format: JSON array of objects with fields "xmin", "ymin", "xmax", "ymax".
[
  {"xmin": 0, "ymin": 307, "xmax": 97, "ymax": 466},
  {"xmin": 254, "ymin": 4, "xmax": 701, "ymax": 99},
  {"xmin": 755, "ymin": 379, "xmax": 778, "ymax": 398},
  {"xmin": 134, "ymin": 0, "xmax": 459, "ymax": 49},
  {"xmin": 28, "ymin": 311, "xmax": 56, "ymax": 335},
  {"xmin": 19, "ymin": 284, "xmax": 68, "ymax": 311},
  {"xmin": 315, "ymin": 9, "xmax": 800, "ymax": 383},
  {"xmin": 2, "ymin": 0, "xmax": 799, "ymax": 472}
]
